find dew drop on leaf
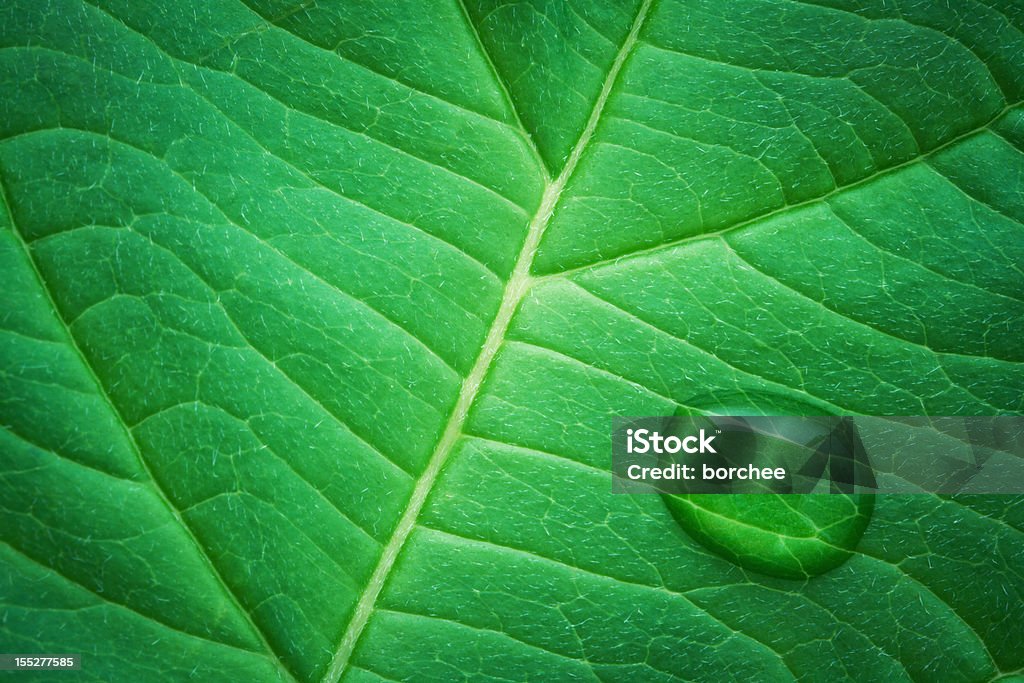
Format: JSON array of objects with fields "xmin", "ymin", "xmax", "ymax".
[{"xmin": 663, "ymin": 396, "xmax": 875, "ymax": 579}]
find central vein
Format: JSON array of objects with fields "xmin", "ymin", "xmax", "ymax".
[{"xmin": 322, "ymin": 2, "xmax": 654, "ymax": 679}]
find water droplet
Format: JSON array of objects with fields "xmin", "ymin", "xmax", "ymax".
[
  {"xmin": 664, "ymin": 395, "xmax": 874, "ymax": 579},
  {"xmin": 663, "ymin": 491, "xmax": 873, "ymax": 579}
]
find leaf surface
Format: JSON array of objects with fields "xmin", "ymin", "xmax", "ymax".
[{"xmin": 1, "ymin": 1, "xmax": 1023, "ymax": 681}]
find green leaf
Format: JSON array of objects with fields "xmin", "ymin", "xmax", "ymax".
[{"xmin": 2, "ymin": 1, "xmax": 1022, "ymax": 681}]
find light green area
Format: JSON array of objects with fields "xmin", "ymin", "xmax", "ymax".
[{"xmin": 1, "ymin": 0, "xmax": 1022, "ymax": 682}]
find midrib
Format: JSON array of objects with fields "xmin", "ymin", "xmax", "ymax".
[{"xmin": 322, "ymin": 1, "xmax": 655, "ymax": 680}]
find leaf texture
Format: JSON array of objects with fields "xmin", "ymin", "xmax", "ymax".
[{"xmin": 1, "ymin": 1, "xmax": 1022, "ymax": 681}]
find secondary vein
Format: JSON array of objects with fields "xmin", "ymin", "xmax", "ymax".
[
  {"xmin": 454, "ymin": 0, "xmax": 549, "ymax": 177},
  {"xmin": 0, "ymin": 168, "xmax": 299, "ymax": 683},
  {"xmin": 321, "ymin": 1, "xmax": 656, "ymax": 680}
]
